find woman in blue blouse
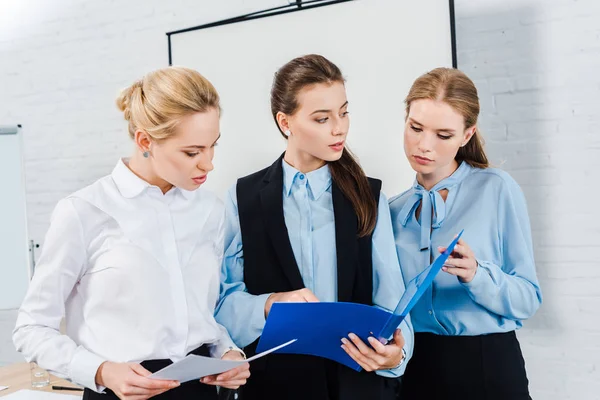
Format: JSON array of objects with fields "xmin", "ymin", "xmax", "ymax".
[
  {"xmin": 215, "ymin": 54, "xmax": 413, "ymax": 400},
  {"xmin": 389, "ymin": 67, "xmax": 542, "ymax": 400}
]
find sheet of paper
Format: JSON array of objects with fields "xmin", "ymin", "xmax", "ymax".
[
  {"xmin": 2, "ymin": 390, "xmax": 80, "ymax": 399},
  {"xmin": 0, "ymin": 385, "xmax": 9, "ymax": 391},
  {"xmin": 149, "ymin": 339, "xmax": 296, "ymax": 383}
]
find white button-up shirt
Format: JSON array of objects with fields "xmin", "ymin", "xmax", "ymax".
[{"xmin": 13, "ymin": 159, "xmax": 238, "ymax": 391}]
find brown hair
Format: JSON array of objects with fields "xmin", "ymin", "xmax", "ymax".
[
  {"xmin": 271, "ymin": 54, "xmax": 377, "ymax": 237},
  {"xmin": 116, "ymin": 66, "xmax": 220, "ymax": 141},
  {"xmin": 405, "ymin": 67, "xmax": 489, "ymax": 169}
]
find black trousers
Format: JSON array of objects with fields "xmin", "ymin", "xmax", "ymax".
[
  {"xmin": 402, "ymin": 331, "xmax": 531, "ymax": 400},
  {"xmin": 232, "ymin": 353, "xmax": 400, "ymax": 400},
  {"xmin": 83, "ymin": 346, "xmax": 218, "ymax": 400}
]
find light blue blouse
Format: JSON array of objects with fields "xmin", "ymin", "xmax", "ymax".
[{"xmin": 389, "ymin": 161, "xmax": 542, "ymax": 335}]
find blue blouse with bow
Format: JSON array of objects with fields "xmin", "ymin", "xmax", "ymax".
[{"xmin": 389, "ymin": 162, "xmax": 542, "ymax": 335}]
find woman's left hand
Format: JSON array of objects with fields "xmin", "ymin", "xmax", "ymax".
[
  {"xmin": 439, "ymin": 238, "xmax": 478, "ymax": 283},
  {"xmin": 200, "ymin": 350, "xmax": 250, "ymax": 389},
  {"xmin": 341, "ymin": 329, "xmax": 405, "ymax": 372}
]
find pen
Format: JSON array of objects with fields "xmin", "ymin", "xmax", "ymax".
[{"xmin": 52, "ymin": 385, "xmax": 84, "ymax": 391}]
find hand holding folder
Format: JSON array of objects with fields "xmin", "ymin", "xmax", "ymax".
[{"xmin": 256, "ymin": 231, "xmax": 464, "ymax": 371}]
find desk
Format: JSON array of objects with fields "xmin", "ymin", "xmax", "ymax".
[{"xmin": 0, "ymin": 363, "xmax": 82, "ymax": 397}]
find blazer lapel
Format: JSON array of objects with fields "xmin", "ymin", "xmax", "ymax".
[
  {"xmin": 260, "ymin": 155, "xmax": 305, "ymax": 290},
  {"xmin": 332, "ymin": 182, "xmax": 359, "ymax": 302}
]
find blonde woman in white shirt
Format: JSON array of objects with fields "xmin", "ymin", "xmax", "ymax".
[{"xmin": 13, "ymin": 67, "xmax": 250, "ymax": 400}]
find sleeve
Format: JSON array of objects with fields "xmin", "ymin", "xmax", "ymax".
[
  {"xmin": 460, "ymin": 176, "xmax": 543, "ymax": 320},
  {"xmin": 214, "ymin": 184, "xmax": 272, "ymax": 348},
  {"xmin": 208, "ymin": 324, "xmax": 246, "ymax": 359},
  {"xmin": 371, "ymin": 192, "xmax": 414, "ymax": 378},
  {"xmin": 12, "ymin": 198, "xmax": 106, "ymax": 392},
  {"xmin": 209, "ymin": 207, "xmax": 245, "ymax": 358}
]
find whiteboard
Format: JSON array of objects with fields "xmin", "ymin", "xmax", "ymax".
[
  {"xmin": 0, "ymin": 126, "xmax": 30, "ymax": 310},
  {"xmin": 170, "ymin": 0, "xmax": 454, "ymax": 198}
]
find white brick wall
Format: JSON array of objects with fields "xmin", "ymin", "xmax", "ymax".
[
  {"xmin": 0, "ymin": 0, "xmax": 282, "ymax": 244},
  {"xmin": 456, "ymin": 0, "xmax": 600, "ymax": 398},
  {"xmin": 1, "ymin": 0, "xmax": 598, "ymax": 398}
]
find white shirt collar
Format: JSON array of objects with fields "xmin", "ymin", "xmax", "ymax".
[{"xmin": 111, "ymin": 158, "xmax": 195, "ymax": 200}]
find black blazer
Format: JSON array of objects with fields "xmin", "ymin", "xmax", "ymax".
[{"xmin": 234, "ymin": 155, "xmax": 398, "ymax": 400}]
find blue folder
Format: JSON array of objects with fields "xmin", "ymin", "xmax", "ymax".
[{"xmin": 256, "ymin": 230, "xmax": 464, "ymax": 371}]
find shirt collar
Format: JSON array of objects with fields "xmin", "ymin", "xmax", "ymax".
[
  {"xmin": 112, "ymin": 158, "xmax": 195, "ymax": 200},
  {"xmin": 177, "ymin": 187, "xmax": 196, "ymax": 200},
  {"xmin": 398, "ymin": 161, "xmax": 474, "ymax": 263},
  {"xmin": 112, "ymin": 159, "xmax": 150, "ymax": 199},
  {"xmin": 282, "ymin": 159, "xmax": 332, "ymax": 200},
  {"xmin": 412, "ymin": 160, "xmax": 473, "ymax": 193},
  {"xmin": 397, "ymin": 161, "xmax": 474, "ymax": 228}
]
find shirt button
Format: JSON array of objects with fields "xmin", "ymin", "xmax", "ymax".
[
  {"xmin": 299, "ymin": 174, "xmax": 305, "ymax": 180},
  {"xmin": 428, "ymin": 310, "xmax": 433, "ymax": 315}
]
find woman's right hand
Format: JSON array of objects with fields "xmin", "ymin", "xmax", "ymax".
[
  {"xmin": 96, "ymin": 361, "xmax": 180, "ymax": 400},
  {"xmin": 264, "ymin": 288, "xmax": 319, "ymax": 317}
]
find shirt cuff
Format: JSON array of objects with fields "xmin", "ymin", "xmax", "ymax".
[
  {"xmin": 221, "ymin": 347, "xmax": 247, "ymax": 360},
  {"xmin": 375, "ymin": 347, "xmax": 407, "ymax": 378},
  {"xmin": 459, "ymin": 260, "xmax": 500, "ymax": 300},
  {"xmin": 245, "ymin": 293, "xmax": 273, "ymax": 345},
  {"xmin": 460, "ymin": 261, "xmax": 489, "ymax": 289},
  {"xmin": 68, "ymin": 346, "xmax": 106, "ymax": 393},
  {"xmin": 209, "ymin": 327, "xmax": 248, "ymax": 360}
]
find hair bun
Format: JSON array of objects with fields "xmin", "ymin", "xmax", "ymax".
[{"xmin": 116, "ymin": 80, "xmax": 143, "ymax": 121}]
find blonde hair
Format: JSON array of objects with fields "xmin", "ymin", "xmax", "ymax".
[
  {"xmin": 405, "ymin": 67, "xmax": 489, "ymax": 169},
  {"xmin": 116, "ymin": 66, "xmax": 220, "ymax": 141}
]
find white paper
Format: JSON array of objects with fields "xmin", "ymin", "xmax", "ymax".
[
  {"xmin": 2, "ymin": 390, "xmax": 80, "ymax": 399},
  {"xmin": 150, "ymin": 339, "xmax": 296, "ymax": 383},
  {"xmin": 0, "ymin": 385, "xmax": 9, "ymax": 391}
]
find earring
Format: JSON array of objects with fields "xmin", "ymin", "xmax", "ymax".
[
  {"xmin": 143, "ymin": 151, "xmax": 150, "ymax": 158},
  {"xmin": 284, "ymin": 129, "xmax": 291, "ymax": 137}
]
